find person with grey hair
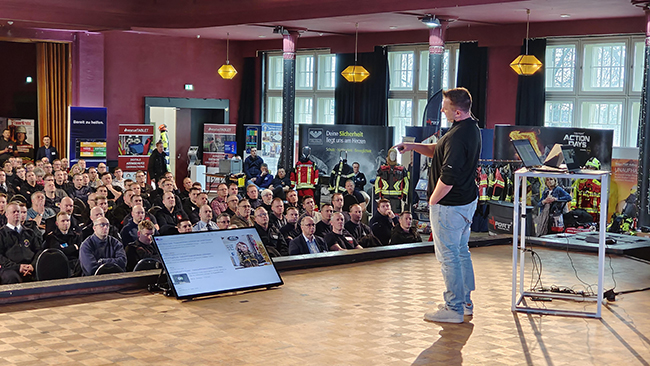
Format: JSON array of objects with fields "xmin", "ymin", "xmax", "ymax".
[{"xmin": 79, "ymin": 216, "xmax": 126, "ymax": 276}]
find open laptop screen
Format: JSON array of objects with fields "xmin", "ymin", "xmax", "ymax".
[{"xmin": 511, "ymin": 139, "xmax": 542, "ymax": 167}]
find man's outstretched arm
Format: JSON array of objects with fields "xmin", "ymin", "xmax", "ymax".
[{"xmin": 393, "ymin": 142, "xmax": 436, "ymax": 158}]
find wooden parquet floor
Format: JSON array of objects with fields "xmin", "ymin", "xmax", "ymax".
[{"xmin": 0, "ymin": 244, "xmax": 648, "ymax": 365}]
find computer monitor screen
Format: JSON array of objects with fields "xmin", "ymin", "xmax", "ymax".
[{"xmin": 153, "ymin": 228, "xmax": 283, "ymax": 300}]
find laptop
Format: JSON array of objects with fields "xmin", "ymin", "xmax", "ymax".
[{"xmin": 511, "ymin": 139, "xmax": 566, "ymax": 172}]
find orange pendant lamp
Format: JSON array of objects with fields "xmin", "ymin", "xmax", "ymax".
[
  {"xmin": 510, "ymin": 9, "xmax": 543, "ymax": 76},
  {"xmin": 341, "ymin": 23, "xmax": 370, "ymax": 83},
  {"xmin": 218, "ymin": 32, "xmax": 237, "ymax": 79}
]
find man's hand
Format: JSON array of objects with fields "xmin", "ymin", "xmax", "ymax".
[
  {"xmin": 386, "ymin": 209, "xmax": 396, "ymax": 220},
  {"xmin": 19, "ymin": 264, "xmax": 33, "ymax": 276},
  {"xmin": 251, "ymin": 177, "xmax": 257, "ymax": 182},
  {"xmin": 330, "ymin": 244, "xmax": 346, "ymax": 251},
  {"xmin": 393, "ymin": 143, "xmax": 412, "ymax": 153}
]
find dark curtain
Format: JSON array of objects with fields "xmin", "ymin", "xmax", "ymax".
[
  {"xmin": 335, "ymin": 46, "xmax": 389, "ymax": 125},
  {"xmin": 515, "ymin": 38, "xmax": 546, "ymax": 126},
  {"xmin": 457, "ymin": 42, "xmax": 488, "ymax": 127},
  {"xmin": 237, "ymin": 57, "xmax": 256, "ymax": 157}
]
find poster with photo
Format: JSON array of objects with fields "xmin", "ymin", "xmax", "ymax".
[
  {"xmin": 8, "ymin": 118, "xmax": 35, "ymax": 164},
  {"xmin": 118, "ymin": 124, "xmax": 155, "ymax": 172},
  {"xmin": 221, "ymin": 233, "xmax": 271, "ymax": 269},
  {"xmin": 608, "ymin": 147, "xmax": 639, "ymax": 220},
  {"xmin": 203, "ymin": 124, "xmax": 237, "ymax": 170},
  {"xmin": 261, "ymin": 122, "xmax": 282, "ymax": 174}
]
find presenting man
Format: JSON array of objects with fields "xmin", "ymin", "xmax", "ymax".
[{"xmin": 396, "ymin": 87, "xmax": 480, "ymax": 324}]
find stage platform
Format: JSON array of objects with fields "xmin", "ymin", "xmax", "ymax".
[
  {"xmin": 0, "ymin": 245, "xmax": 649, "ymax": 365},
  {"xmin": 528, "ymin": 232, "xmax": 650, "ymax": 261},
  {"xmin": 0, "ymin": 233, "xmax": 510, "ymax": 305}
]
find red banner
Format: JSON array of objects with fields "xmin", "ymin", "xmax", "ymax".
[{"xmin": 119, "ymin": 156, "xmax": 149, "ymax": 171}]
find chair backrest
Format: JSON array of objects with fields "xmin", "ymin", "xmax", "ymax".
[
  {"xmin": 35, "ymin": 248, "xmax": 70, "ymax": 281},
  {"xmin": 94, "ymin": 262, "xmax": 125, "ymax": 275},
  {"xmin": 133, "ymin": 258, "xmax": 161, "ymax": 272}
]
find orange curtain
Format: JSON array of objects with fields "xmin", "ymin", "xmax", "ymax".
[{"xmin": 36, "ymin": 42, "xmax": 71, "ymax": 159}]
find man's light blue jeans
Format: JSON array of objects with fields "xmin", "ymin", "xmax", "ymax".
[{"xmin": 429, "ymin": 198, "xmax": 477, "ymax": 315}]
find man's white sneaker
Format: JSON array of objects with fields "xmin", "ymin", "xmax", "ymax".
[
  {"xmin": 424, "ymin": 306, "xmax": 464, "ymax": 323},
  {"xmin": 464, "ymin": 303, "xmax": 473, "ymax": 316}
]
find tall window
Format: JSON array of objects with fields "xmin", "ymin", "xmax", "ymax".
[
  {"xmin": 545, "ymin": 36, "xmax": 643, "ymax": 147},
  {"xmin": 264, "ymin": 50, "xmax": 335, "ymax": 125},
  {"xmin": 387, "ymin": 44, "xmax": 459, "ymax": 146}
]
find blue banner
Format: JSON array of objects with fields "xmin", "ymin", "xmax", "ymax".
[{"xmin": 68, "ymin": 107, "xmax": 107, "ymax": 165}]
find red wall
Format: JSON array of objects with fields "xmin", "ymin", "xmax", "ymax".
[
  {"xmin": 485, "ymin": 46, "xmax": 521, "ymax": 129},
  {"xmin": 103, "ymin": 31, "xmax": 243, "ymax": 160}
]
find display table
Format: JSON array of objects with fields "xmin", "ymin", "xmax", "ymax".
[{"xmin": 511, "ymin": 168, "xmax": 609, "ymax": 318}]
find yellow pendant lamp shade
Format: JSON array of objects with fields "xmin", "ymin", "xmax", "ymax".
[
  {"xmin": 218, "ymin": 63, "xmax": 237, "ymax": 79},
  {"xmin": 341, "ymin": 65, "xmax": 370, "ymax": 82},
  {"xmin": 510, "ymin": 55, "xmax": 543, "ymax": 76}
]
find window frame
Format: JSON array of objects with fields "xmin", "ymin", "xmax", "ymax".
[{"xmin": 545, "ymin": 35, "xmax": 644, "ymax": 147}]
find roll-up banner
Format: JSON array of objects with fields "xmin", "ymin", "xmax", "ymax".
[
  {"xmin": 608, "ymin": 147, "xmax": 639, "ymax": 221},
  {"xmin": 261, "ymin": 122, "xmax": 282, "ymax": 173},
  {"xmin": 203, "ymin": 124, "xmax": 237, "ymax": 189},
  {"xmin": 117, "ymin": 124, "xmax": 154, "ymax": 175},
  {"xmin": 493, "ymin": 125, "xmax": 614, "ymax": 171},
  {"xmin": 298, "ymin": 124, "xmax": 394, "ymax": 179},
  {"xmin": 8, "ymin": 118, "xmax": 35, "ymax": 164},
  {"xmin": 68, "ymin": 107, "xmax": 107, "ymax": 166}
]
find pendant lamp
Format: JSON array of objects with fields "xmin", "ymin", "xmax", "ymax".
[
  {"xmin": 510, "ymin": 9, "xmax": 543, "ymax": 76},
  {"xmin": 218, "ymin": 32, "xmax": 237, "ymax": 79},
  {"xmin": 341, "ymin": 23, "xmax": 370, "ymax": 83}
]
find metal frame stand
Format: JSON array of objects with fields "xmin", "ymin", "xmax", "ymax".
[{"xmin": 511, "ymin": 168, "xmax": 609, "ymax": 318}]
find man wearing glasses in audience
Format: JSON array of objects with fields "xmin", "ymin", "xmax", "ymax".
[
  {"xmin": 230, "ymin": 199, "xmax": 254, "ymax": 228},
  {"xmin": 215, "ymin": 213, "xmax": 232, "ymax": 230},
  {"xmin": 79, "ymin": 217, "xmax": 126, "ymax": 276},
  {"xmin": 252, "ymin": 207, "xmax": 287, "ymax": 257},
  {"xmin": 289, "ymin": 216, "xmax": 327, "ymax": 255}
]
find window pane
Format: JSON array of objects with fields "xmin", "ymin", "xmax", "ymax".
[
  {"xmin": 388, "ymin": 99, "xmax": 413, "ymax": 146},
  {"xmin": 583, "ymin": 43, "xmax": 626, "ymax": 92},
  {"xmin": 629, "ymin": 101, "xmax": 640, "ymax": 147},
  {"xmin": 268, "ymin": 56, "xmax": 283, "ymax": 90},
  {"xmin": 419, "ymin": 51, "xmax": 428, "ymax": 91},
  {"xmin": 295, "ymin": 97, "xmax": 313, "ymax": 124},
  {"xmin": 443, "ymin": 49, "xmax": 450, "ymax": 90},
  {"xmin": 633, "ymin": 41, "xmax": 645, "ymax": 93},
  {"xmin": 318, "ymin": 54, "xmax": 336, "ymax": 90},
  {"xmin": 267, "ymin": 97, "xmax": 282, "ymax": 122},
  {"xmin": 388, "ymin": 51, "xmax": 414, "ymax": 90},
  {"xmin": 544, "ymin": 101, "xmax": 573, "ymax": 128},
  {"xmin": 581, "ymin": 101, "xmax": 622, "ymax": 146},
  {"xmin": 417, "ymin": 99, "xmax": 427, "ymax": 127},
  {"xmin": 317, "ymin": 98, "xmax": 335, "ymax": 124},
  {"xmin": 545, "ymin": 45, "xmax": 575, "ymax": 90},
  {"xmin": 296, "ymin": 55, "xmax": 314, "ymax": 90}
]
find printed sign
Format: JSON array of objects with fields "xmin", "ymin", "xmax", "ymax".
[
  {"xmin": 118, "ymin": 124, "xmax": 154, "ymax": 172},
  {"xmin": 68, "ymin": 107, "xmax": 107, "ymax": 165}
]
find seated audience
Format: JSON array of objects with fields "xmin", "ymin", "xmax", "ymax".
[
  {"xmin": 369, "ymin": 198, "xmax": 398, "ymax": 246},
  {"xmin": 268, "ymin": 198, "xmax": 286, "ymax": 232},
  {"xmin": 43, "ymin": 174, "xmax": 67, "ymax": 211},
  {"xmin": 228, "ymin": 182, "xmax": 242, "ymax": 199},
  {"xmin": 0, "ymin": 202, "xmax": 43, "ymax": 284},
  {"xmin": 288, "ymin": 216, "xmax": 327, "ymax": 255},
  {"xmin": 44, "ymin": 197, "xmax": 80, "ymax": 235},
  {"xmin": 225, "ymin": 195, "xmax": 239, "ymax": 216},
  {"xmin": 269, "ymin": 167, "xmax": 292, "ymax": 199},
  {"xmin": 215, "ymin": 213, "xmax": 231, "ymax": 230},
  {"xmin": 345, "ymin": 204, "xmax": 381, "ymax": 247},
  {"xmin": 342, "ymin": 179, "xmax": 365, "ymax": 212},
  {"xmin": 69, "ymin": 173, "xmax": 92, "ymax": 203},
  {"xmin": 260, "ymin": 189, "xmax": 274, "ymax": 213},
  {"xmin": 179, "ymin": 177, "xmax": 193, "ymax": 200},
  {"xmin": 155, "ymin": 191, "xmax": 189, "ymax": 235},
  {"xmin": 82, "ymin": 206, "xmax": 120, "ymax": 240},
  {"xmin": 0, "ymin": 171, "xmax": 11, "ymax": 196},
  {"xmin": 331, "ymin": 193, "xmax": 350, "ymax": 222},
  {"xmin": 27, "ymin": 191, "xmax": 56, "ymax": 228},
  {"xmin": 112, "ymin": 168, "xmax": 125, "ymax": 190},
  {"xmin": 390, "ymin": 211, "xmax": 422, "ymax": 245},
  {"xmin": 45, "ymin": 212, "xmax": 82, "ymax": 277},
  {"xmin": 0, "ymin": 193, "xmax": 7, "ymax": 227},
  {"xmin": 253, "ymin": 207, "xmax": 287, "ymax": 257},
  {"xmin": 255, "ymin": 163, "xmax": 273, "ymax": 190},
  {"xmin": 324, "ymin": 212, "xmax": 362, "ymax": 251},
  {"xmin": 193, "ymin": 205, "xmax": 218, "ymax": 231},
  {"xmin": 79, "ymin": 217, "xmax": 127, "ymax": 276},
  {"xmin": 299, "ymin": 195, "xmax": 321, "ymax": 223},
  {"xmin": 315, "ymin": 203, "xmax": 333, "ymax": 237},
  {"xmin": 176, "ymin": 218, "xmax": 193, "ymax": 234},
  {"xmin": 120, "ymin": 205, "xmax": 158, "ymax": 245},
  {"xmin": 210, "ymin": 183, "xmax": 229, "ymax": 217},
  {"xmin": 125, "ymin": 220, "xmax": 159, "ymax": 271},
  {"xmin": 100, "ymin": 172, "xmax": 123, "ymax": 201},
  {"xmin": 182, "ymin": 187, "xmax": 201, "ymax": 223},
  {"xmin": 21, "ymin": 171, "xmax": 43, "ymax": 203},
  {"xmin": 230, "ymin": 199, "xmax": 254, "ymax": 228},
  {"xmin": 245, "ymin": 184, "xmax": 262, "ymax": 209},
  {"xmin": 279, "ymin": 206, "xmax": 301, "ymax": 242},
  {"xmin": 285, "ymin": 189, "xmax": 299, "ymax": 209}
]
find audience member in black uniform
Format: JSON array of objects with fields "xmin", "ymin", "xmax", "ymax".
[
  {"xmin": 182, "ymin": 187, "xmax": 201, "ymax": 224},
  {"xmin": 260, "ymin": 189, "xmax": 274, "ymax": 214},
  {"xmin": 230, "ymin": 199, "xmax": 254, "ymax": 228},
  {"xmin": 3, "ymin": 161, "xmax": 15, "ymax": 188},
  {"xmin": 154, "ymin": 192, "xmax": 188, "ymax": 235},
  {"xmin": 268, "ymin": 198, "xmax": 286, "ymax": 232},
  {"xmin": 135, "ymin": 170, "xmax": 154, "ymax": 201},
  {"xmin": 82, "ymin": 206, "xmax": 121, "ymax": 241},
  {"xmin": 125, "ymin": 220, "xmax": 159, "ymax": 271},
  {"xmin": 45, "ymin": 212, "xmax": 82, "ymax": 277},
  {"xmin": 324, "ymin": 212, "xmax": 362, "ymax": 251},
  {"xmin": 0, "ymin": 128, "xmax": 15, "ymax": 165},
  {"xmin": 225, "ymin": 195, "xmax": 239, "ymax": 217},
  {"xmin": 44, "ymin": 197, "xmax": 80, "ymax": 235},
  {"xmin": 342, "ymin": 179, "xmax": 365, "ymax": 212},
  {"xmin": 390, "ymin": 211, "xmax": 422, "ymax": 245},
  {"xmin": 176, "ymin": 218, "xmax": 193, "ymax": 234},
  {"xmin": 0, "ymin": 202, "xmax": 43, "ymax": 284},
  {"xmin": 21, "ymin": 171, "xmax": 43, "ymax": 206},
  {"xmin": 43, "ymin": 174, "xmax": 67, "ymax": 212},
  {"xmin": 79, "ymin": 217, "xmax": 127, "ymax": 276},
  {"xmin": 179, "ymin": 177, "xmax": 193, "ymax": 200},
  {"xmin": 243, "ymin": 147, "xmax": 264, "ymax": 183},
  {"xmin": 120, "ymin": 205, "xmax": 158, "ymax": 245},
  {"xmin": 0, "ymin": 171, "xmax": 12, "ymax": 197},
  {"xmin": 108, "ymin": 189, "xmax": 134, "ymax": 229},
  {"xmin": 69, "ymin": 173, "xmax": 92, "ymax": 203},
  {"xmin": 245, "ymin": 184, "xmax": 262, "ymax": 209},
  {"xmin": 331, "ymin": 192, "xmax": 350, "ymax": 222},
  {"xmin": 100, "ymin": 173, "xmax": 123, "ymax": 201},
  {"xmin": 315, "ymin": 203, "xmax": 333, "ymax": 237},
  {"xmin": 253, "ymin": 207, "xmax": 287, "ymax": 257},
  {"xmin": 0, "ymin": 193, "xmax": 7, "ymax": 227},
  {"xmin": 299, "ymin": 195, "xmax": 321, "ymax": 223},
  {"xmin": 280, "ymin": 206, "xmax": 301, "ymax": 242},
  {"xmin": 11, "ymin": 166, "xmax": 26, "ymax": 196},
  {"xmin": 147, "ymin": 141, "xmax": 168, "ymax": 184},
  {"xmin": 269, "ymin": 167, "xmax": 292, "ymax": 199},
  {"xmin": 369, "ymin": 198, "xmax": 399, "ymax": 246},
  {"xmin": 288, "ymin": 216, "xmax": 328, "ymax": 255},
  {"xmin": 345, "ymin": 204, "xmax": 381, "ymax": 247},
  {"xmin": 285, "ymin": 189, "xmax": 299, "ymax": 210}
]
